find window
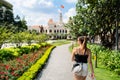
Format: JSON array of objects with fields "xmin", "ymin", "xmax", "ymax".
[
  {"xmin": 54, "ymin": 30, "xmax": 56, "ymax": 33},
  {"xmin": 57, "ymin": 30, "xmax": 59, "ymax": 33},
  {"xmin": 49, "ymin": 29, "xmax": 52, "ymax": 33},
  {"xmin": 60, "ymin": 30, "xmax": 61, "ymax": 33},
  {"xmin": 65, "ymin": 30, "xmax": 67, "ymax": 33},
  {"xmin": 63, "ymin": 30, "xmax": 64, "ymax": 33}
]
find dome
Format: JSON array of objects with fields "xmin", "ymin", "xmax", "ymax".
[{"xmin": 48, "ymin": 19, "xmax": 55, "ymax": 25}]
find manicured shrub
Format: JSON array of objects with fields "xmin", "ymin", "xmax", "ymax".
[
  {"xmin": 88, "ymin": 43, "xmax": 120, "ymax": 75},
  {"xmin": 20, "ymin": 46, "xmax": 32, "ymax": 54},
  {"xmin": 0, "ymin": 44, "xmax": 43, "ymax": 61},
  {"xmin": 31, "ymin": 44, "xmax": 41, "ymax": 52},
  {"xmin": 41, "ymin": 42, "xmax": 47, "ymax": 47},
  {"xmin": 0, "ymin": 48, "xmax": 19, "ymax": 60}
]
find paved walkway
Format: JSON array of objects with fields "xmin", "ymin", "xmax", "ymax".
[{"xmin": 35, "ymin": 44, "xmax": 73, "ymax": 80}]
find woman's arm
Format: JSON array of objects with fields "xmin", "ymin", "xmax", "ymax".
[{"xmin": 88, "ymin": 49, "xmax": 94, "ymax": 75}]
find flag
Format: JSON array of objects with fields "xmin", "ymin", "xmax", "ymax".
[{"xmin": 61, "ymin": 5, "xmax": 64, "ymax": 8}]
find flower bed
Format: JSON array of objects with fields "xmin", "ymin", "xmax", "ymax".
[
  {"xmin": 17, "ymin": 46, "xmax": 55, "ymax": 80},
  {"xmin": 0, "ymin": 43, "xmax": 50, "ymax": 80}
]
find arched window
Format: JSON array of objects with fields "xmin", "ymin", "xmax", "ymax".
[
  {"xmin": 49, "ymin": 29, "xmax": 52, "ymax": 33},
  {"xmin": 63, "ymin": 30, "xmax": 64, "ymax": 33},
  {"xmin": 54, "ymin": 25, "xmax": 56, "ymax": 27},
  {"xmin": 49, "ymin": 36, "xmax": 52, "ymax": 38},
  {"xmin": 60, "ymin": 30, "xmax": 61, "ymax": 33},
  {"xmin": 57, "ymin": 30, "xmax": 59, "ymax": 33},
  {"xmin": 46, "ymin": 30, "xmax": 47, "ymax": 33},
  {"xmin": 65, "ymin": 30, "xmax": 67, "ymax": 33},
  {"xmin": 54, "ymin": 30, "xmax": 56, "ymax": 33}
]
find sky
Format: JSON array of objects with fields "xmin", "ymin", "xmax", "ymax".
[{"xmin": 6, "ymin": 0, "xmax": 77, "ymax": 26}]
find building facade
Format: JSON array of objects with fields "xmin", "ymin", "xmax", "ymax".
[
  {"xmin": 29, "ymin": 12, "xmax": 71, "ymax": 39},
  {"xmin": 0, "ymin": 0, "xmax": 14, "ymax": 24}
]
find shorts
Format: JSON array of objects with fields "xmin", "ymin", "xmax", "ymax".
[{"xmin": 72, "ymin": 63, "xmax": 88, "ymax": 76}]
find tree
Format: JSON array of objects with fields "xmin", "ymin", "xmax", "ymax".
[
  {"xmin": 35, "ymin": 34, "xmax": 49, "ymax": 44},
  {"xmin": 0, "ymin": 6, "xmax": 14, "ymax": 25},
  {"xmin": 24, "ymin": 31, "xmax": 35, "ymax": 46},
  {"xmin": 66, "ymin": 0, "xmax": 120, "ymax": 48},
  {"xmin": 4, "ymin": 9, "xmax": 14, "ymax": 24},
  {"xmin": 19, "ymin": 17, "xmax": 28, "ymax": 31},
  {"xmin": 85, "ymin": 0, "xmax": 120, "ymax": 48},
  {"xmin": 10, "ymin": 32, "xmax": 26, "ymax": 47},
  {"xmin": 0, "ymin": 27, "xmax": 12, "ymax": 48},
  {"xmin": 14, "ymin": 15, "xmax": 28, "ymax": 32}
]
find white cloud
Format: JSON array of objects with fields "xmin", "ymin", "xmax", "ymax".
[
  {"xmin": 23, "ymin": 0, "xmax": 37, "ymax": 8},
  {"xmin": 5, "ymin": 0, "xmax": 55, "ymax": 26},
  {"xmin": 64, "ymin": 8, "xmax": 76, "ymax": 23},
  {"xmin": 38, "ymin": 0, "xmax": 54, "ymax": 8},
  {"xmin": 6, "ymin": 0, "xmax": 54, "ymax": 9},
  {"xmin": 65, "ymin": 0, "xmax": 77, "ymax": 3},
  {"xmin": 21, "ymin": 9, "xmax": 58, "ymax": 26},
  {"xmin": 5, "ymin": 0, "xmax": 76, "ymax": 26}
]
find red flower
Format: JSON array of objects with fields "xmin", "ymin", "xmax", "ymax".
[
  {"xmin": 23, "ymin": 55, "xmax": 27, "ymax": 59},
  {"xmin": 0, "ymin": 72, "xmax": 5, "ymax": 75},
  {"xmin": 14, "ymin": 73, "xmax": 19, "ymax": 76},
  {"xmin": 5, "ymin": 65, "xmax": 9, "ymax": 70},
  {"xmin": 1, "ymin": 75, "xmax": 5, "ymax": 79},
  {"xmin": 4, "ymin": 72, "xmax": 8, "ymax": 75},
  {"xmin": 11, "ymin": 71, "xmax": 16, "ymax": 76},
  {"xmin": 16, "ymin": 58, "xmax": 24, "ymax": 64}
]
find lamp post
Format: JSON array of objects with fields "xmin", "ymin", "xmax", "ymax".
[
  {"xmin": 115, "ymin": 4, "xmax": 119, "ymax": 50},
  {"xmin": 14, "ymin": 15, "xmax": 20, "ymax": 32}
]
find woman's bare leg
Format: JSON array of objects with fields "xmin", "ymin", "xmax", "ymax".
[
  {"xmin": 83, "ymin": 76, "xmax": 86, "ymax": 80},
  {"xmin": 74, "ymin": 74, "xmax": 84, "ymax": 80}
]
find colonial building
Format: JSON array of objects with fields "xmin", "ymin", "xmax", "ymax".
[
  {"xmin": 0, "ymin": 0, "xmax": 14, "ymax": 24},
  {"xmin": 29, "ymin": 12, "xmax": 71, "ymax": 39}
]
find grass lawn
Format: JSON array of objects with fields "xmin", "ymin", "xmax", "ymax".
[
  {"xmin": 69, "ymin": 44, "xmax": 120, "ymax": 80},
  {"xmin": 94, "ymin": 65, "xmax": 120, "ymax": 80},
  {"xmin": 51, "ymin": 39, "xmax": 71, "ymax": 46}
]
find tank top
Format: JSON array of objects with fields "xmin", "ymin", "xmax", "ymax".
[{"xmin": 74, "ymin": 49, "xmax": 88, "ymax": 63}]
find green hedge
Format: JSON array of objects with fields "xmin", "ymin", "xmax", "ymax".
[
  {"xmin": 0, "ymin": 43, "xmax": 47, "ymax": 61},
  {"xmin": 41, "ymin": 42, "xmax": 47, "ymax": 47},
  {"xmin": 88, "ymin": 43, "xmax": 120, "ymax": 75},
  {"xmin": 19, "ymin": 46, "xmax": 32, "ymax": 54},
  {"xmin": 17, "ymin": 46, "xmax": 55, "ymax": 80},
  {"xmin": 31, "ymin": 44, "xmax": 41, "ymax": 52},
  {"xmin": 0, "ymin": 48, "xmax": 19, "ymax": 60}
]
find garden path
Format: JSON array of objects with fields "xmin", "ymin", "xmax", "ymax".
[{"xmin": 35, "ymin": 43, "xmax": 73, "ymax": 80}]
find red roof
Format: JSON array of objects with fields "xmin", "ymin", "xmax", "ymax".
[{"xmin": 48, "ymin": 19, "xmax": 55, "ymax": 24}]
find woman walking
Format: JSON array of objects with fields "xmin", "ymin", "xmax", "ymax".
[{"xmin": 71, "ymin": 36, "xmax": 94, "ymax": 80}]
